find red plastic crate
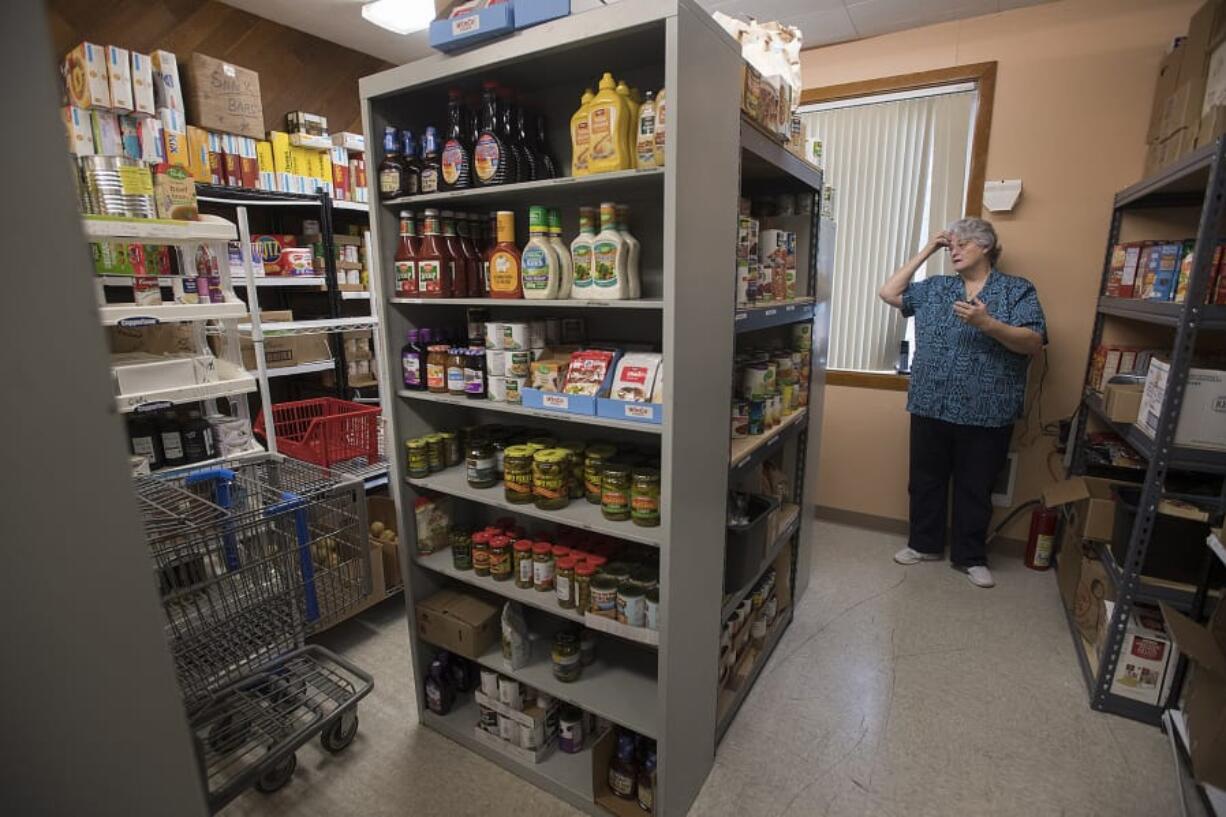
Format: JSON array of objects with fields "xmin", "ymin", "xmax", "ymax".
[{"xmin": 254, "ymin": 398, "xmax": 380, "ymax": 468}]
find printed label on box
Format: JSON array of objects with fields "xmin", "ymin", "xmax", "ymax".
[
  {"xmin": 625, "ymin": 404, "xmax": 652, "ymax": 419},
  {"xmin": 453, "ymin": 16, "xmax": 481, "ymax": 36},
  {"xmin": 543, "ymin": 394, "xmax": 569, "ymax": 410}
]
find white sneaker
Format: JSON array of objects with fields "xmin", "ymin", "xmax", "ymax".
[
  {"xmin": 894, "ymin": 547, "xmax": 942, "ymax": 565},
  {"xmin": 966, "ymin": 566, "xmax": 995, "ymax": 588}
]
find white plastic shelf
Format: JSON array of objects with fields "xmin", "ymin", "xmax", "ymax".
[
  {"xmin": 397, "ymin": 389, "xmax": 663, "ymax": 435},
  {"xmin": 98, "ymin": 300, "xmax": 249, "ymax": 326},
  {"xmin": 332, "ymin": 200, "xmax": 370, "ymax": 212},
  {"xmin": 81, "ymin": 214, "xmax": 237, "ymax": 244},
  {"xmin": 239, "ymin": 316, "xmax": 379, "ymax": 336},
  {"xmin": 115, "ymin": 359, "xmax": 256, "ymax": 414},
  {"xmin": 341, "ymin": 290, "xmax": 372, "ymax": 300},
  {"xmin": 262, "ymin": 359, "xmax": 336, "ymax": 378},
  {"xmin": 147, "ymin": 442, "xmax": 266, "ymax": 476},
  {"xmin": 390, "ymin": 296, "xmax": 664, "ymax": 309},
  {"xmin": 233, "ymin": 276, "xmax": 326, "ymax": 288}
]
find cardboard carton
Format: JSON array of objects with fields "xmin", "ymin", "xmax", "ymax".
[
  {"xmin": 130, "ymin": 52, "xmax": 155, "ymax": 116},
  {"xmin": 1104, "ymin": 382, "xmax": 1144, "ymax": 423},
  {"xmin": 182, "ymin": 53, "xmax": 264, "ymax": 139},
  {"xmin": 63, "ymin": 42, "xmax": 111, "ymax": 110},
  {"xmin": 62, "ymin": 105, "xmax": 95, "ymax": 156},
  {"xmin": 1137, "ymin": 357, "xmax": 1226, "ymax": 451},
  {"xmin": 368, "ymin": 496, "xmax": 402, "ymax": 591},
  {"xmin": 1148, "ymin": 41, "xmax": 1185, "ymax": 143},
  {"xmin": 106, "ymin": 45, "xmax": 133, "ymax": 113},
  {"xmin": 416, "ymin": 589, "xmax": 500, "ymax": 660},
  {"xmin": 150, "ymin": 50, "xmax": 184, "ymax": 112},
  {"xmin": 1162, "ymin": 599, "xmax": 1226, "ymax": 791},
  {"xmin": 1106, "ymin": 601, "xmax": 1178, "ymax": 706}
]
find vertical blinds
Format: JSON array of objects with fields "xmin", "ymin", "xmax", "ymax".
[{"xmin": 802, "ymin": 89, "xmax": 976, "ymax": 372}]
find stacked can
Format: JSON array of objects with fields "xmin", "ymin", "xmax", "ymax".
[{"xmin": 485, "ymin": 319, "xmax": 547, "ymax": 404}]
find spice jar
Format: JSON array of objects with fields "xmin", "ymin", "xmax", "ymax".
[
  {"xmin": 556, "ymin": 556, "xmax": 577, "ymax": 609},
  {"xmin": 600, "ymin": 463, "xmax": 632, "ymax": 521},
  {"xmin": 503, "ymin": 444, "xmax": 535, "ymax": 504},
  {"xmin": 630, "ymin": 467, "xmax": 661, "ymax": 527},
  {"xmin": 532, "ymin": 448, "xmax": 571, "ymax": 511},
  {"xmin": 551, "ymin": 632, "xmax": 582, "ymax": 682},
  {"xmin": 466, "ymin": 440, "xmax": 497, "ymax": 488},
  {"xmin": 590, "ymin": 574, "xmax": 618, "ymax": 618},
  {"xmin": 532, "ymin": 542, "xmax": 555, "ymax": 592},
  {"xmin": 440, "ymin": 431, "xmax": 461, "ymax": 467},
  {"xmin": 629, "ymin": 566, "xmax": 658, "ymax": 593},
  {"xmin": 579, "ymin": 628, "xmax": 597, "ymax": 666},
  {"xmin": 560, "ymin": 440, "xmax": 586, "ymax": 499},
  {"xmin": 425, "ymin": 433, "xmax": 445, "ymax": 473},
  {"xmin": 489, "ymin": 535, "xmax": 512, "ymax": 581},
  {"xmin": 471, "ymin": 531, "xmax": 491, "ymax": 577},
  {"xmin": 645, "ymin": 587, "xmax": 659, "ymax": 630},
  {"xmin": 406, "ymin": 438, "xmax": 429, "ymax": 479},
  {"xmin": 513, "ymin": 539, "xmax": 534, "ymax": 588},
  {"xmin": 584, "ymin": 444, "xmax": 617, "ymax": 503},
  {"xmin": 450, "ymin": 529, "xmax": 472, "ymax": 571},
  {"xmin": 551, "ymin": 544, "xmax": 571, "ymax": 562},
  {"xmin": 575, "ymin": 561, "xmax": 596, "ymax": 613},
  {"xmin": 617, "ymin": 580, "xmax": 646, "ymax": 627}
]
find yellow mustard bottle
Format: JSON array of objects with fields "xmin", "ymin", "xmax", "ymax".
[
  {"xmin": 616, "ymin": 81, "xmax": 639, "ymax": 169},
  {"xmin": 587, "ymin": 73, "xmax": 630, "ymax": 174},
  {"xmin": 570, "ymin": 89, "xmax": 594, "ymax": 177}
]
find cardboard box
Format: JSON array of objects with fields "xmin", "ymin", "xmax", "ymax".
[
  {"xmin": 1106, "ymin": 601, "xmax": 1178, "ymax": 706},
  {"xmin": 1137, "ymin": 357, "xmax": 1226, "ymax": 450},
  {"xmin": 1044, "ymin": 476, "xmax": 1138, "ymax": 544},
  {"xmin": 1162, "ymin": 599, "xmax": 1226, "ymax": 791},
  {"xmin": 185, "ymin": 126, "xmax": 211, "ymax": 182},
  {"xmin": 234, "ymin": 310, "xmax": 331, "ymax": 370},
  {"xmin": 150, "ymin": 50, "xmax": 184, "ymax": 112},
  {"xmin": 90, "ymin": 110, "xmax": 122, "ymax": 156},
  {"xmin": 1149, "ymin": 41, "xmax": 1185, "ymax": 143},
  {"xmin": 182, "ymin": 53, "xmax": 265, "ymax": 139},
  {"xmin": 429, "ymin": 1, "xmax": 515, "ymax": 52},
  {"xmin": 106, "ymin": 45, "xmax": 133, "ymax": 113},
  {"xmin": 1104, "ymin": 382, "xmax": 1145, "ymax": 423},
  {"xmin": 1056, "ymin": 538, "xmax": 1090, "ymax": 613},
  {"xmin": 415, "ymin": 588, "xmax": 500, "ymax": 660},
  {"xmin": 1199, "ymin": 104, "xmax": 1226, "ymax": 147},
  {"xmin": 332, "ymin": 132, "xmax": 365, "ymax": 152},
  {"xmin": 130, "ymin": 52, "xmax": 155, "ymax": 116},
  {"xmin": 63, "ymin": 42, "xmax": 111, "ymax": 109},
  {"xmin": 139, "ymin": 117, "xmax": 165, "ymax": 164},
  {"xmin": 62, "ymin": 105, "xmax": 95, "ymax": 156},
  {"xmin": 1072, "ymin": 555, "xmax": 1114, "ymax": 644},
  {"xmin": 368, "ymin": 496, "xmax": 402, "ymax": 590}
]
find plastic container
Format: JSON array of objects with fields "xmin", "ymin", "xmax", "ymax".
[
  {"xmin": 724, "ymin": 493, "xmax": 781, "ymax": 593},
  {"xmin": 1109, "ymin": 486, "xmax": 1216, "ymax": 585},
  {"xmin": 253, "ymin": 397, "xmax": 379, "ymax": 467}
]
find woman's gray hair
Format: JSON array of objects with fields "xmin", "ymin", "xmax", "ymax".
[{"xmin": 947, "ymin": 217, "xmax": 1002, "ymax": 265}]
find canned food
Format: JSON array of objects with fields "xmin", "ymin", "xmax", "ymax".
[
  {"xmin": 487, "ymin": 375, "xmax": 508, "ymax": 402},
  {"xmin": 731, "ymin": 400, "xmax": 749, "ymax": 438},
  {"xmin": 485, "ymin": 348, "xmax": 505, "ymax": 377},
  {"xmin": 502, "ymin": 322, "xmax": 529, "ymax": 351},
  {"xmin": 748, "ymin": 399, "xmax": 765, "ymax": 435},
  {"xmin": 507, "ymin": 350, "xmax": 532, "ymax": 378},
  {"xmin": 505, "ymin": 376, "xmax": 527, "ymax": 404},
  {"xmin": 742, "ymin": 364, "xmax": 769, "ymax": 399},
  {"xmin": 484, "ymin": 321, "xmax": 505, "ymax": 350}
]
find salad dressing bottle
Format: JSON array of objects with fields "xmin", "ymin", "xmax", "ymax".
[
  {"xmin": 548, "ymin": 208, "xmax": 573, "ymax": 299},
  {"xmin": 521, "ymin": 206, "xmax": 560, "ymax": 299},
  {"xmin": 590, "ymin": 201, "xmax": 628, "ymax": 299},
  {"xmin": 570, "ymin": 206, "xmax": 597, "ymax": 299},
  {"xmin": 635, "ymin": 91, "xmax": 657, "ymax": 170},
  {"xmin": 488, "ymin": 210, "xmax": 523, "ymax": 298},
  {"xmin": 616, "ymin": 204, "xmax": 641, "ymax": 299}
]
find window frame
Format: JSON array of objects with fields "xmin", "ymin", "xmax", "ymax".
[{"xmin": 801, "ymin": 62, "xmax": 998, "ymax": 390}]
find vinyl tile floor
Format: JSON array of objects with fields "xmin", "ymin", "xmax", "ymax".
[{"xmin": 223, "ymin": 520, "xmax": 1177, "ymax": 817}]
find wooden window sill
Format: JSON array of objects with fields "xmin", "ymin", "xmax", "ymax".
[{"xmin": 826, "ymin": 371, "xmax": 910, "ymax": 391}]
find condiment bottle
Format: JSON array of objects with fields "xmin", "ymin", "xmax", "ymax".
[
  {"xmin": 487, "ymin": 210, "xmax": 523, "ymax": 298},
  {"xmin": 182, "ymin": 410, "xmax": 215, "ymax": 463},
  {"xmin": 587, "ymin": 73, "xmax": 630, "ymax": 175},
  {"xmin": 158, "ymin": 411, "xmax": 185, "ymax": 468},
  {"xmin": 401, "ymin": 329, "xmax": 427, "ymax": 390},
  {"xmin": 393, "ymin": 210, "xmax": 418, "ymax": 297},
  {"xmin": 378, "ymin": 125, "xmax": 404, "ymax": 199},
  {"xmin": 615, "ymin": 80, "xmax": 637, "ymax": 167},
  {"xmin": 419, "ymin": 126, "xmax": 442, "ymax": 194},
  {"xmin": 426, "ymin": 343, "xmax": 449, "ymax": 393},
  {"xmin": 536, "ymin": 113, "xmax": 558, "ymax": 179},
  {"xmin": 441, "ymin": 210, "xmax": 468, "ymax": 297},
  {"xmin": 446, "ymin": 347, "xmax": 466, "ymax": 396},
  {"xmin": 616, "ymin": 204, "xmax": 641, "ymax": 299},
  {"xmin": 416, "ymin": 208, "xmax": 452, "ymax": 297},
  {"xmin": 548, "ymin": 208, "xmax": 573, "ymax": 299},
  {"xmin": 471, "ymin": 530, "xmax": 491, "ymax": 576},
  {"xmin": 400, "ymin": 130, "xmax": 422, "ymax": 197},
  {"xmin": 569, "ymin": 88, "xmax": 594, "ymax": 177},
  {"xmin": 441, "ymin": 88, "xmax": 472, "ymax": 190},
  {"xmin": 653, "ymin": 88, "xmax": 667, "ymax": 167},
  {"xmin": 522, "ymin": 205, "xmax": 560, "ymax": 300},
  {"xmin": 635, "ymin": 90, "xmax": 657, "ymax": 169},
  {"xmin": 463, "ymin": 347, "xmax": 486, "ymax": 400},
  {"xmin": 590, "ymin": 202, "xmax": 629, "ymax": 300},
  {"xmin": 498, "ymin": 86, "xmax": 524, "ymax": 183},
  {"xmin": 570, "ymin": 206, "xmax": 596, "ymax": 299},
  {"xmin": 128, "ymin": 415, "xmax": 163, "ymax": 469},
  {"xmin": 457, "ymin": 213, "xmax": 485, "ymax": 297},
  {"xmin": 513, "ymin": 540, "xmax": 534, "ymax": 589},
  {"xmin": 474, "ymin": 81, "xmax": 507, "ymax": 186}
]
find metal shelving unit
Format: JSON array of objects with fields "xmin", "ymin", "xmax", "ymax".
[
  {"xmin": 1066, "ymin": 136, "xmax": 1226, "ymax": 727},
  {"xmin": 361, "ymin": 3, "xmax": 827, "ymax": 814}
]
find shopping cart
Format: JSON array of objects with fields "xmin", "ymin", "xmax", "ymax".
[{"xmin": 134, "ymin": 455, "xmax": 374, "ymax": 812}]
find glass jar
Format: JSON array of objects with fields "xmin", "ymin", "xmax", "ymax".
[
  {"xmin": 446, "ymin": 348, "xmax": 467, "ymax": 396},
  {"xmin": 488, "ymin": 535, "xmax": 512, "ymax": 581},
  {"xmin": 579, "ymin": 628, "xmax": 597, "ymax": 666},
  {"xmin": 585, "ymin": 554, "xmax": 608, "ymax": 573},
  {"xmin": 466, "ymin": 440, "xmax": 497, "ymax": 488},
  {"xmin": 471, "ymin": 531, "xmax": 491, "ymax": 577},
  {"xmin": 406, "ymin": 438, "xmax": 429, "ymax": 479},
  {"xmin": 551, "ymin": 632, "xmax": 582, "ymax": 682},
  {"xmin": 629, "ymin": 566, "xmax": 658, "ymax": 593},
  {"xmin": 440, "ymin": 431, "xmax": 461, "ymax": 467},
  {"xmin": 575, "ymin": 562, "xmax": 596, "ymax": 613},
  {"xmin": 426, "ymin": 344, "xmax": 449, "ymax": 393},
  {"xmin": 558, "ymin": 704, "xmax": 584, "ymax": 754},
  {"xmin": 502, "ymin": 444, "xmax": 535, "ymax": 504},
  {"xmin": 584, "ymin": 444, "xmax": 617, "ymax": 504},
  {"xmin": 532, "ymin": 542, "xmax": 554, "ymax": 592},
  {"xmin": 630, "ymin": 467, "xmax": 661, "ymax": 527},
  {"xmin": 532, "ymin": 448, "xmax": 571, "ymax": 511},
  {"xmin": 645, "ymin": 587, "xmax": 659, "ymax": 631},
  {"xmin": 601, "ymin": 561, "xmax": 633, "ymax": 587},
  {"xmin": 551, "ymin": 544, "xmax": 571, "ymax": 562},
  {"xmin": 617, "ymin": 580, "xmax": 646, "ymax": 627},
  {"xmin": 528, "ymin": 435, "xmax": 557, "ymax": 449},
  {"xmin": 555, "ymin": 557, "xmax": 577, "ymax": 609},
  {"xmin": 590, "ymin": 575, "xmax": 618, "ymax": 619},
  {"xmin": 600, "ymin": 463, "xmax": 632, "ymax": 521},
  {"xmin": 450, "ymin": 529, "xmax": 472, "ymax": 571},
  {"xmin": 513, "ymin": 539, "xmax": 534, "ymax": 588},
  {"xmin": 424, "ymin": 433, "xmax": 445, "ymax": 473},
  {"xmin": 560, "ymin": 440, "xmax": 586, "ymax": 499}
]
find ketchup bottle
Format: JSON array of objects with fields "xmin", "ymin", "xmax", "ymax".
[
  {"xmin": 441, "ymin": 210, "xmax": 469, "ymax": 297},
  {"xmin": 457, "ymin": 213, "xmax": 485, "ymax": 297},
  {"xmin": 416, "ymin": 208, "xmax": 452, "ymax": 298},
  {"xmin": 393, "ymin": 210, "xmax": 419, "ymax": 297}
]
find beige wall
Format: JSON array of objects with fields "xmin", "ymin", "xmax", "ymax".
[{"xmin": 806, "ymin": 0, "xmax": 1197, "ymax": 537}]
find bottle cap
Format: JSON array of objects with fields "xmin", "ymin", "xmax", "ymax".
[
  {"xmin": 528, "ymin": 205, "xmax": 547, "ymax": 231},
  {"xmin": 548, "ymin": 208, "xmax": 562, "ymax": 230}
]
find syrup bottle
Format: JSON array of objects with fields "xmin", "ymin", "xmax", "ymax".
[
  {"xmin": 536, "ymin": 113, "xmax": 558, "ymax": 179},
  {"xmin": 516, "ymin": 103, "xmax": 540, "ymax": 182},
  {"xmin": 420, "ymin": 126, "xmax": 442, "ymax": 194},
  {"xmin": 473, "ymin": 81, "xmax": 507, "ymax": 186},
  {"xmin": 378, "ymin": 125, "xmax": 403, "ymax": 199},
  {"xmin": 400, "ymin": 129, "xmax": 422, "ymax": 197},
  {"xmin": 441, "ymin": 88, "xmax": 472, "ymax": 190},
  {"xmin": 499, "ymin": 86, "xmax": 525, "ymax": 183}
]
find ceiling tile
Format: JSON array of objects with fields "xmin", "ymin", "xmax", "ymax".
[
  {"xmin": 785, "ymin": 7, "xmax": 859, "ymax": 46},
  {"xmin": 846, "ymin": 0, "xmax": 969, "ymax": 37},
  {"xmin": 700, "ymin": 0, "xmax": 848, "ymax": 17},
  {"xmin": 998, "ymin": 0, "xmax": 1051, "ymax": 9}
]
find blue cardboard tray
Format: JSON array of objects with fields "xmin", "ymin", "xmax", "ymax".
[
  {"xmin": 514, "ymin": 0, "xmax": 570, "ymax": 29},
  {"xmin": 521, "ymin": 388, "xmax": 598, "ymax": 416},
  {"xmin": 596, "ymin": 397, "xmax": 663, "ymax": 425},
  {"xmin": 429, "ymin": 4, "xmax": 515, "ymax": 53}
]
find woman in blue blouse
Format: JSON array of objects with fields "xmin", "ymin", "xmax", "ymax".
[{"xmin": 878, "ymin": 218, "xmax": 1046, "ymax": 588}]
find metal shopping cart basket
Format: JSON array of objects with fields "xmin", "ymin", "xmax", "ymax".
[{"xmin": 133, "ymin": 454, "xmax": 374, "ymax": 812}]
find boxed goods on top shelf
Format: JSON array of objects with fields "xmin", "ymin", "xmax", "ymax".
[
  {"xmin": 1104, "ymin": 239, "xmax": 1226, "ymax": 305},
  {"xmin": 428, "ymin": 0, "xmax": 571, "ymax": 53},
  {"xmin": 712, "ymin": 13, "xmax": 802, "ymax": 143}
]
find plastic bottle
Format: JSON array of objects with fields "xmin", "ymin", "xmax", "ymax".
[
  {"xmin": 487, "ymin": 210, "xmax": 523, "ymax": 298},
  {"xmin": 158, "ymin": 412, "xmax": 186, "ymax": 468},
  {"xmin": 416, "ymin": 208, "xmax": 452, "ymax": 297},
  {"xmin": 616, "ymin": 80, "xmax": 638, "ymax": 167},
  {"xmin": 536, "ymin": 113, "xmax": 558, "ymax": 179},
  {"xmin": 498, "ymin": 86, "xmax": 525, "ymax": 184},
  {"xmin": 457, "ymin": 214, "xmax": 485, "ymax": 297},
  {"xmin": 635, "ymin": 91, "xmax": 657, "ymax": 170},
  {"xmin": 402, "ymin": 329, "xmax": 426, "ymax": 390},
  {"xmin": 522, "ymin": 206, "xmax": 560, "ymax": 300},
  {"xmin": 441, "ymin": 88, "xmax": 472, "ymax": 190},
  {"xmin": 653, "ymin": 88, "xmax": 667, "ymax": 168},
  {"xmin": 548, "ymin": 208, "xmax": 573, "ymax": 299},
  {"xmin": 182, "ymin": 410, "xmax": 215, "ymax": 463},
  {"xmin": 474, "ymin": 82, "xmax": 508, "ymax": 186},
  {"xmin": 378, "ymin": 125, "xmax": 403, "ymax": 199},
  {"xmin": 441, "ymin": 211, "xmax": 469, "ymax": 297},
  {"xmin": 616, "ymin": 204, "xmax": 641, "ymax": 299},
  {"xmin": 393, "ymin": 210, "xmax": 419, "ymax": 297},
  {"xmin": 516, "ymin": 102, "xmax": 540, "ymax": 182},
  {"xmin": 587, "ymin": 73, "xmax": 631, "ymax": 175},
  {"xmin": 590, "ymin": 202, "xmax": 628, "ymax": 299},
  {"xmin": 570, "ymin": 89, "xmax": 594, "ymax": 177},
  {"xmin": 128, "ymin": 415, "xmax": 163, "ymax": 469},
  {"xmin": 400, "ymin": 130, "xmax": 421, "ymax": 197},
  {"xmin": 570, "ymin": 206, "xmax": 597, "ymax": 299}
]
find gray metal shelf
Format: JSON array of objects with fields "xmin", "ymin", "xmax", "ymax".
[
  {"xmin": 734, "ymin": 299, "xmax": 815, "ymax": 333},
  {"xmin": 1093, "ymin": 540, "xmax": 1200, "ymax": 612},
  {"xmin": 739, "ymin": 115, "xmax": 823, "ymax": 192},
  {"xmin": 1097, "ymin": 296, "xmax": 1226, "ymax": 330},
  {"xmin": 720, "ymin": 509, "xmax": 799, "ymax": 621},
  {"xmin": 381, "ymin": 166, "xmax": 664, "ymax": 208},
  {"xmin": 1082, "ymin": 392, "xmax": 1226, "ymax": 474},
  {"xmin": 715, "ymin": 609, "xmax": 792, "ymax": 743},
  {"xmin": 398, "ymin": 388, "xmax": 663, "ymax": 434},
  {"xmin": 1114, "ymin": 138, "xmax": 1219, "ymax": 209}
]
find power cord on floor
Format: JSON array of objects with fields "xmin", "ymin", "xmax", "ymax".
[{"xmin": 986, "ymin": 498, "xmax": 1040, "ymax": 544}]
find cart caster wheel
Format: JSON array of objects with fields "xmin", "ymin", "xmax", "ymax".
[
  {"xmin": 267, "ymin": 675, "xmax": 307, "ymax": 708},
  {"xmin": 255, "ymin": 753, "xmax": 296, "ymax": 793},
  {"xmin": 321, "ymin": 710, "xmax": 359, "ymax": 754},
  {"xmin": 207, "ymin": 713, "xmax": 251, "ymax": 755}
]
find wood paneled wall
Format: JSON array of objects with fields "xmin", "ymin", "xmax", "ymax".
[{"xmin": 45, "ymin": 0, "xmax": 392, "ymax": 135}]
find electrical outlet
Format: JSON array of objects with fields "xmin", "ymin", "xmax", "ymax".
[{"xmin": 991, "ymin": 452, "xmax": 1018, "ymax": 507}]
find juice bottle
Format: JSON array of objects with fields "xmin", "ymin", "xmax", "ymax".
[
  {"xmin": 420, "ymin": 126, "xmax": 442, "ymax": 194},
  {"xmin": 401, "ymin": 130, "xmax": 421, "ymax": 196},
  {"xmin": 378, "ymin": 125, "xmax": 404, "ymax": 199},
  {"xmin": 402, "ymin": 329, "xmax": 426, "ymax": 390},
  {"xmin": 441, "ymin": 88, "xmax": 472, "ymax": 191},
  {"xmin": 393, "ymin": 210, "xmax": 419, "ymax": 297},
  {"xmin": 570, "ymin": 206, "xmax": 596, "ymax": 299},
  {"xmin": 635, "ymin": 91, "xmax": 657, "ymax": 170},
  {"xmin": 522, "ymin": 205, "xmax": 560, "ymax": 300},
  {"xmin": 653, "ymin": 88, "xmax": 667, "ymax": 168},
  {"xmin": 587, "ymin": 73, "xmax": 630, "ymax": 175},
  {"xmin": 416, "ymin": 208, "xmax": 452, "ymax": 297},
  {"xmin": 474, "ymin": 81, "xmax": 508, "ymax": 186},
  {"xmin": 590, "ymin": 201, "xmax": 628, "ymax": 299},
  {"xmin": 616, "ymin": 204, "xmax": 641, "ymax": 299},
  {"xmin": 426, "ymin": 343, "xmax": 449, "ymax": 393},
  {"xmin": 570, "ymin": 89, "xmax": 594, "ymax": 177},
  {"xmin": 548, "ymin": 208, "xmax": 573, "ymax": 299},
  {"xmin": 457, "ymin": 213, "xmax": 485, "ymax": 297},
  {"xmin": 442, "ymin": 210, "xmax": 469, "ymax": 297},
  {"xmin": 488, "ymin": 210, "xmax": 523, "ymax": 298}
]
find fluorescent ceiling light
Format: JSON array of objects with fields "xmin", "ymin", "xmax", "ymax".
[{"xmin": 361, "ymin": 0, "xmax": 435, "ymax": 35}]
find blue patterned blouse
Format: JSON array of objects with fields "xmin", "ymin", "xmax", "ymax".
[{"xmin": 901, "ymin": 270, "xmax": 1047, "ymax": 428}]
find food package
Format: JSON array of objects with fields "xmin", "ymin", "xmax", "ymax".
[
  {"xmin": 530, "ymin": 357, "xmax": 569, "ymax": 392},
  {"xmin": 501, "ymin": 602, "xmax": 529, "ymax": 670},
  {"xmin": 610, "ymin": 352, "xmax": 662, "ymax": 403},
  {"xmin": 651, "ymin": 364, "xmax": 665, "ymax": 403},
  {"xmin": 712, "ymin": 13, "xmax": 803, "ymax": 138},
  {"xmin": 153, "ymin": 164, "xmax": 199, "ymax": 220},
  {"xmin": 562, "ymin": 349, "xmax": 618, "ymax": 396},
  {"xmin": 106, "ymin": 45, "xmax": 133, "ymax": 113},
  {"xmin": 63, "ymin": 42, "xmax": 111, "ymax": 109},
  {"xmin": 62, "ymin": 106, "xmax": 95, "ymax": 156},
  {"xmin": 130, "ymin": 52, "xmax": 155, "ymax": 116},
  {"xmin": 414, "ymin": 494, "xmax": 451, "ymax": 555}
]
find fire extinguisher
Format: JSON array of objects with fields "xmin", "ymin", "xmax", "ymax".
[{"xmin": 1025, "ymin": 504, "xmax": 1060, "ymax": 571}]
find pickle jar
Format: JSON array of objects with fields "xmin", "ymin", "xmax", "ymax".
[
  {"xmin": 600, "ymin": 463, "xmax": 632, "ymax": 521},
  {"xmin": 503, "ymin": 445, "xmax": 535, "ymax": 505},
  {"xmin": 471, "ymin": 531, "xmax": 491, "ymax": 577},
  {"xmin": 556, "ymin": 556, "xmax": 578, "ymax": 609},
  {"xmin": 466, "ymin": 440, "xmax": 497, "ymax": 488},
  {"xmin": 575, "ymin": 561, "xmax": 596, "ymax": 613},
  {"xmin": 630, "ymin": 467, "xmax": 661, "ymax": 527},
  {"xmin": 584, "ymin": 444, "xmax": 617, "ymax": 504},
  {"xmin": 489, "ymin": 535, "xmax": 512, "ymax": 581},
  {"xmin": 601, "ymin": 561, "xmax": 632, "ymax": 587},
  {"xmin": 450, "ymin": 529, "xmax": 472, "ymax": 571},
  {"xmin": 406, "ymin": 438, "xmax": 429, "ymax": 479},
  {"xmin": 532, "ymin": 542, "xmax": 554, "ymax": 592},
  {"xmin": 532, "ymin": 448, "xmax": 571, "ymax": 511},
  {"xmin": 513, "ymin": 539, "xmax": 534, "ymax": 588},
  {"xmin": 560, "ymin": 441, "xmax": 586, "ymax": 499},
  {"xmin": 440, "ymin": 431, "xmax": 462, "ymax": 467},
  {"xmin": 551, "ymin": 632, "xmax": 582, "ymax": 683},
  {"xmin": 424, "ymin": 433, "xmax": 445, "ymax": 473},
  {"xmin": 590, "ymin": 574, "xmax": 619, "ymax": 618}
]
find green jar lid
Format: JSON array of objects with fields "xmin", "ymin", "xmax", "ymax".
[
  {"xmin": 504, "ymin": 444, "xmax": 535, "ymax": 459},
  {"xmin": 632, "ymin": 466, "xmax": 660, "ymax": 481},
  {"xmin": 646, "ymin": 587, "xmax": 659, "ymax": 603},
  {"xmin": 407, "ymin": 439, "xmax": 427, "ymax": 449},
  {"xmin": 618, "ymin": 580, "xmax": 644, "ymax": 598},
  {"xmin": 440, "ymin": 431, "xmax": 457, "ymax": 441},
  {"xmin": 602, "ymin": 561, "xmax": 632, "ymax": 580},
  {"xmin": 424, "ymin": 433, "xmax": 443, "ymax": 443},
  {"xmin": 602, "ymin": 462, "xmax": 631, "ymax": 478},
  {"xmin": 559, "ymin": 440, "xmax": 586, "ymax": 454},
  {"xmin": 528, "ymin": 436, "xmax": 557, "ymax": 448},
  {"xmin": 534, "ymin": 448, "xmax": 570, "ymax": 465}
]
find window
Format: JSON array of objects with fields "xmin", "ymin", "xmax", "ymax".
[{"xmin": 799, "ymin": 65, "xmax": 995, "ymax": 376}]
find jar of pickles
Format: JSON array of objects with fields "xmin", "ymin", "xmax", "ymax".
[
  {"xmin": 551, "ymin": 632, "xmax": 582, "ymax": 682},
  {"xmin": 471, "ymin": 531, "xmax": 491, "ymax": 577},
  {"xmin": 575, "ymin": 561, "xmax": 596, "ymax": 613},
  {"xmin": 630, "ymin": 467, "xmax": 661, "ymax": 527},
  {"xmin": 503, "ymin": 445, "xmax": 535, "ymax": 504},
  {"xmin": 489, "ymin": 535, "xmax": 512, "ymax": 581},
  {"xmin": 560, "ymin": 441, "xmax": 586, "ymax": 499},
  {"xmin": 450, "ymin": 529, "xmax": 472, "ymax": 571},
  {"xmin": 584, "ymin": 444, "xmax": 617, "ymax": 504},
  {"xmin": 532, "ymin": 449, "xmax": 571, "ymax": 511},
  {"xmin": 590, "ymin": 574, "xmax": 618, "ymax": 618},
  {"xmin": 532, "ymin": 542, "xmax": 554, "ymax": 591},
  {"xmin": 466, "ymin": 440, "xmax": 497, "ymax": 488},
  {"xmin": 440, "ymin": 431, "xmax": 461, "ymax": 467},
  {"xmin": 425, "ymin": 433, "xmax": 445, "ymax": 473},
  {"xmin": 513, "ymin": 539, "xmax": 534, "ymax": 588},
  {"xmin": 406, "ymin": 438, "xmax": 429, "ymax": 479},
  {"xmin": 556, "ymin": 557, "xmax": 577, "ymax": 609},
  {"xmin": 601, "ymin": 463, "xmax": 632, "ymax": 521}
]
